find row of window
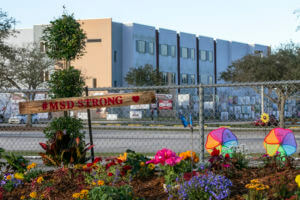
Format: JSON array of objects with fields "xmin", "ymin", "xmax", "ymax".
[
  {"xmin": 136, "ymin": 40, "xmax": 213, "ymax": 62},
  {"xmin": 161, "ymin": 72, "xmax": 196, "ymax": 85}
]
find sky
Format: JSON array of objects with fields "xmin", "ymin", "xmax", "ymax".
[{"xmin": 2, "ymin": 0, "xmax": 300, "ymax": 48}]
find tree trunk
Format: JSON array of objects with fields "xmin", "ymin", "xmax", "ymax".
[{"xmin": 278, "ymin": 94, "xmax": 286, "ymax": 128}]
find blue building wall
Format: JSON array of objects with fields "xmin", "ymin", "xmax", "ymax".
[
  {"xmin": 112, "ymin": 22, "xmax": 123, "ymax": 87},
  {"xmin": 198, "ymin": 36, "xmax": 214, "ymax": 85},
  {"xmin": 179, "ymin": 32, "xmax": 197, "ymax": 84},
  {"xmin": 122, "ymin": 23, "xmax": 156, "ymax": 86},
  {"xmin": 215, "ymin": 39, "xmax": 231, "ymax": 83},
  {"xmin": 159, "ymin": 28, "xmax": 178, "ymax": 84}
]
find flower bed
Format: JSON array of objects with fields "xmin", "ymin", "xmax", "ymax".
[{"xmin": 1, "ymin": 147, "xmax": 300, "ymax": 200}]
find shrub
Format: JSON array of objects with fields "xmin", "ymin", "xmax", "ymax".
[
  {"xmin": 3, "ymin": 153, "xmax": 28, "ymax": 173},
  {"xmin": 43, "ymin": 116, "xmax": 85, "ymax": 140},
  {"xmin": 177, "ymin": 172, "xmax": 232, "ymax": 200},
  {"xmin": 88, "ymin": 185, "xmax": 134, "ymax": 200},
  {"xmin": 123, "ymin": 149, "xmax": 154, "ymax": 179}
]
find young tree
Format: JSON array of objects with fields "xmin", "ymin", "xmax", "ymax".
[
  {"xmin": 0, "ymin": 43, "xmax": 54, "ymax": 125},
  {"xmin": 0, "ymin": 9, "xmax": 16, "ymax": 61},
  {"xmin": 221, "ymin": 43, "xmax": 300, "ymax": 127},
  {"xmin": 42, "ymin": 11, "xmax": 86, "ymax": 69},
  {"xmin": 125, "ymin": 64, "xmax": 163, "ymax": 86}
]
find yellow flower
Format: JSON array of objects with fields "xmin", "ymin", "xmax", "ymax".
[
  {"xmin": 118, "ymin": 152, "xmax": 127, "ymax": 162},
  {"xmin": 37, "ymin": 176, "xmax": 44, "ymax": 184},
  {"xmin": 97, "ymin": 180, "xmax": 104, "ymax": 186},
  {"xmin": 261, "ymin": 113, "xmax": 269, "ymax": 124},
  {"xmin": 6, "ymin": 175, "xmax": 12, "ymax": 180},
  {"xmin": 40, "ymin": 194, "xmax": 45, "ymax": 199},
  {"xmin": 92, "ymin": 181, "xmax": 96, "ymax": 186},
  {"xmin": 250, "ymin": 179, "xmax": 260, "ymax": 184},
  {"xmin": 14, "ymin": 173, "xmax": 24, "ymax": 180},
  {"xmin": 29, "ymin": 191, "xmax": 37, "ymax": 198},
  {"xmin": 295, "ymin": 175, "xmax": 300, "ymax": 185},
  {"xmin": 140, "ymin": 162, "xmax": 145, "ymax": 167},
  {"xmin": 80, "ymin": 189, "xmax": 88, "ymax": 195},
  {"xmin": 148, "ymin": 163, "xmax": 155, "ymax": 170},
  {"xmin": 194, "ymin": 156, "xmax": 199, "ymax": 163},
  {"xmin": 72, "ymin": 193, "xmax": 80, "ymax": 198},
  {"xmin": 74, "ymin": 164, "xmax": 83, "ymax": 169},
  {"xmin": 20, "ymin": 195, "xmax": 25, "ymax": 200},
  {"xmin": 80, "ymin": 193, "xmax": 84, "ymax": 199},
  {"xmin": 179, "ymin": 152, "xmax": 188, "ymax": 160},
  {"xmin": 82, "ymin": 165, "xmax": 87, "ymax": 169}
]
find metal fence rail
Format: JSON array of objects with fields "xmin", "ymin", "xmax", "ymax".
[{"xmin": 0, "ymin": 80, "xmax": 299, "ymax": 162}]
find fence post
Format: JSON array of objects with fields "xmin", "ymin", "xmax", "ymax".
[
  {"xmin": 199, "ymin": 84, "xmax": 204, "ymax": 162},
  {"xmin": 261, "ymin": 85, "xmax": 264, "ymax": 114},
  {"xmin": 85, "ymin": 86, "xmax": 95, "ymax": 162}
]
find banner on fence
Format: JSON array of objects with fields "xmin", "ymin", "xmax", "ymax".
[
  {"xmin": 159, "ymin": 100, "xmax": 173, "ymax": 110},
  {"xmin": 19, "ymin": 91, "xmax": 156, "ymax": 114}
]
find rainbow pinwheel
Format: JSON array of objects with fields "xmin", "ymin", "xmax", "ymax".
[
  {"xmin": 264, "ymin": 128, "xmax": 297, "ymax": 156},
  {"xmin": 205, "ymin": 127, "xmax": 238, "ymax": 155}
]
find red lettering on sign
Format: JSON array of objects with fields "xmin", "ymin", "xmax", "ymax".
[
  {"xmin": 78, "ymin": 100, "xmax": 84, "ymax": 107},
  {"xmin": 49, "ymin": 102, "xmax": 58, "ymax": 110},
  {"xmin": 132, "ymin": 96, "xmax": 139, "ymax": 103},
  {"xmin": 92, "ymin": 99, "xmax": 99, "ymax": 107},
  {"xmin": 85, "ymin": 99, "xmax": 91, "ymax": 107},
  {"xmin": 115, "ymin": 96, "xmax": 123, "ymax": 104},
  {"xmin": 99, "ymin": 98, "xmax": 107, "ymax": 106},
  {"xmin": 59, "ymin": 101, "xmax": 66, "ymax": 109},
  {"xmin": 67, "ymin": 101, "xmax": 74, "ymax": 109},
  {"xmin": 42, "ymin": 102, "xmax": 48, "ymax": 110},
  {"xmin": 107, "ymin": 97, "xmax": 115, "ymax": 105}
]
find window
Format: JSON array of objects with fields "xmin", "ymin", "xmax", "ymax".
[
  {"xmin": 181, "ymin": 47, "xmax": 188, "ymax": 58},
  {"xmin": 87, "ymin": 39, "xmax": 101, "ymax": 43},
  {"xmin": 170, "ymin": 45, "xmax": 176, "ymax": 57},
  {"xmin": 148, "ymin": 42, "xmax": 154, "ymax": 54},
  {"xmin": 136, "ymin": 40, "xmax": 146, "ymax": 53},
  {"xmin": 208, "ymin": 76, "xmax": 213, "ymax": 84},
  {"xmin": 181, "ymin": 74, "xmax": 188, "ymax": 84},
  {"xmin": 93, "ymin": 78, "xmax": 97, "ymax": 88},
  {"xmin": 190, "ymin": 74, "xmax": 195, "ymax": 84},
  {"xmin": 162, "ymin": 72, "xmax": 168, "ymax": 85},
  {"xmin": 114, "ymin": 51, "xmax": 117, "ymax": 62},
  {"xmin": 208, "ymin": 51, "xmax": 213, "ymax": 62},
  {"xmin": 44, "ymin": 71, "xmax": 49, "ymax": 81},
  {"xmin": 191, "ymin": 48, "xmax": 195, "ymax": 60},
  {"xmin": 200, "ymin": 50, "xmax": 206, "ymax": 61},
  {"xmin": 114, "ymin": 81, "xmax": 117, "ymax": 87},
  {"xmin": 160, "ymin": 44, "xmax": 168, "ymax": 56},
  {"xmin": 168, "ymin": 72, "xmax": 176, "ymax": 84}
]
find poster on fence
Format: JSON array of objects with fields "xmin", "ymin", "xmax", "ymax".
[
  {"xmin": 159, "ymin": 100, "xmax": 173, "ymax": 110},
  {"xmin": 130, "ymin": 111, "xmax": 142, "ymax": 119}
]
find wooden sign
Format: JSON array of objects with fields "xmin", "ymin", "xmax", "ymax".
[{"xmin": 19, "ymin": 91, "xmax": 156, "ymax": 114}]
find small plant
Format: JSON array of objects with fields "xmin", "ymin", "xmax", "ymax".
[
  {"xmin": 123, "ymin": 149, "xmax": 154, "ymax": 179},
  {"xmin": 0, "ymin": 147, "xmax": 5, "ymax": 168},
  {"xmin": 3, "ymin": 153, "xmax": 29, "ymax": 173},
  {"xmin": 146, "ymin": 148, "xmax": 182, "ymax": 186},
  {"xmin": 88, "ymin": 185, "xmax": 134, "ymax": 200},
  {"xmin": 244, "ymin": 179, "xmax": 269, "ymax": 200},
  {"xmin": 231, "ymin": 149, "xmax": 249, "ymax": 169},
  {"xmin": 83, "ymin": 156, "xmax": 131, "ymax": 186},
  {"xmin": 176, "ymin": 172, "xmax": 232, "ymax": 200},
  {"xmin": 208, "ymin": 148, "xmax": 232, "ymax": 171},
  {"xmin": 0, "ymin": 173, "xmax": 23, "ymax": 192},
  {"xmin": 39, "ymin": 130, "xmax": 92, "ymax": 166},
  {"xmin": 261, "ymin": 151, "xmax": 294, "ymax": 170}
]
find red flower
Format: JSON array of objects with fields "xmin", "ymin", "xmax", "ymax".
[
  {"xmin": 225, "ymin": 153, "xmax": 230, "ymax": 159},
  {"xmin": 183, "ymin": 171, "xmax": 199, "ymax": 181},
  {"xmin": 75, "ymin": 137, "xmax": 80, "ymax": 145},
  {"xmin": 116, "ymin": 159, "xmax": 123, "ymax": 164},
  {"xmin": 39, "ymin": 143, "xmax": 48, "ymax": 150},
  {"xmin": 122, "ymin": 165, "xmax": 132, "ymax": 171},
  {"xmin": 93, "ymin": 157, "xmax": 102, "ymax": 164},
  {"xmin": 108, "ymin": 173, "xmax": 113, "ymax": 176},
  {"xmin": 120, "ymin": 171, "xmax": 126, "ymax": 176},
  {"xmin": 211, "ymin": 148, "xmax": 220, "ymax": 156},
  {"xmin": 86, "ymin": 163, "xmax": 93, "ymax": 167}
]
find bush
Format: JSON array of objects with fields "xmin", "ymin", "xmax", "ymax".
[
  {"xmin": 43, "ymin": 116, "xmax": 85, "ymax": 140},
  {"xmin": 48, "ymin": 66, "xmax": 85, "ymax": 99},
  {"xmin": 88, "ymin": 185, "xmax": 134, "ymax": 200}
]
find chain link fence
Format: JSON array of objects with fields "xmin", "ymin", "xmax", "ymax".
[{"xmin": 0, "ymin": 80, "xmax": 299, "ymax": 163}]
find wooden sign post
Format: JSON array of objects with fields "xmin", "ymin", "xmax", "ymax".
[
  {"xmin": 19, "ymin": 90, "xmax": 156, "ymax": 162},
  {"xmin": 19, "ymin": 91, "xmax": 156, "ymax": 114}
]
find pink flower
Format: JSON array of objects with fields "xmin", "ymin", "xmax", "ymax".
[
  {"xmin": 222, "ymin": 164, "xmax": 231, "ymax": 168},
  {"xmin": 146, "ymin": 148, "xmax": 181, "ymax": 166}
]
